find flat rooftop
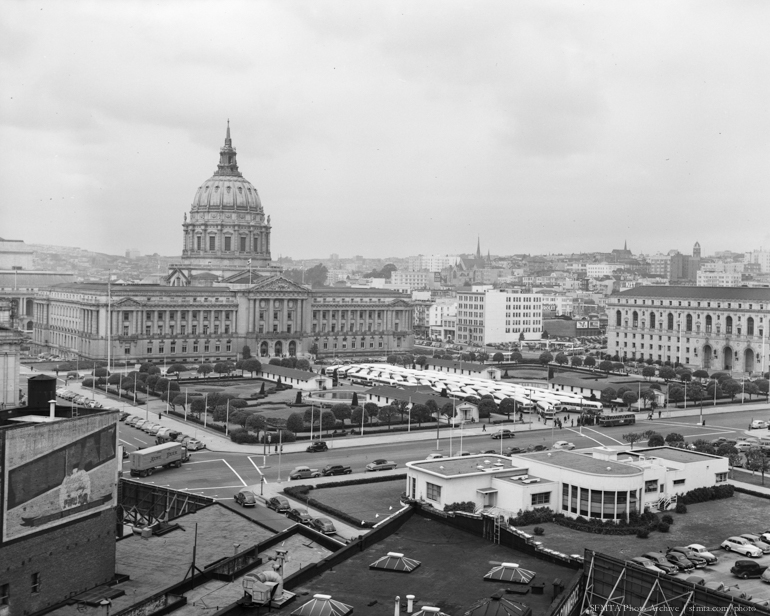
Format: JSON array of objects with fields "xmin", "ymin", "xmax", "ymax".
[
  {"xmin": 515, "ymin": 450, "xmax": 642, "ymax": 476},
  {"xmin": 409, "ymin": 454, "xmax": 524, "ymax": 477},
  {"xmin": 632, "ymin": 446, "xmax": 718, "ymax": 464},
  {"xmin": 228, "ymin": 513, "xmax": 578, "ymax": 615}
]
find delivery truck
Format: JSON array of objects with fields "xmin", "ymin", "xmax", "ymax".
[{"xmin": 129, "ymin": 442, "xmax": 190, "ymax": 477}]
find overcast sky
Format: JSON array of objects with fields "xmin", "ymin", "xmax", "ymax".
[{"xmin": 2, "ymin": 1, "xmax": 769, "ymax": 261}]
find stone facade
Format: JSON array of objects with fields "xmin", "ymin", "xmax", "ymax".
[{"xmin": 606, "ymin": 286, "xmax": 770, "ymax": 373}]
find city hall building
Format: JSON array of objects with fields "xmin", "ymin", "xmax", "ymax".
[
  {"xmin": 606, "ymin": 286, "xmax": 770, "ymax": 373},
  {"xmin": 32, "ymin": 126, "xmax": 413, "ymax": 362}
]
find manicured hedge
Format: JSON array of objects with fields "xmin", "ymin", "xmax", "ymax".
[
  {"xmin": 680, "ymin": 484, "xmax": 734, "ymax": 504},
  {"xmin": 507, "ymin": 507, "xmax": 662, "ymax": 536},
  {"xmin": 166, "ymin": 409, "xmax": 227, "ymax": 433}
]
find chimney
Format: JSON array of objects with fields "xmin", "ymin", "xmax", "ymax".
[
  {"xmin": 49, "ymin": 399, "xmax": 56, "ymax": 419},
  {"xmin": 395, "ymin": 595, "xmax": 400, "ymax": 616},
  {"xmin": 406, "ymin": 595, "xmax": 415, "ymax": 613}
]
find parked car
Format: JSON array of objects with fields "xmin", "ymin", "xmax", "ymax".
[
  {"xmin": 425, "ymin": 453, "xmax": 446, "ymax": 460},
  {"xmin": 527, "ymin": 445, "xmax": 548, "ymax": 452},
  {"xmin": 740, "ymin": 534, "xmax": 770, "ymax": 554},
  {"xmin": 665, "ymin": 552, "xmax": 695, "ymax": 572},
  {"xmin": 721, "ymin": 536, "xmax": 763, "ymax": 557},
  {"xmin": 126, "ymin": 416, "xmax": 141, "ymax": 426},
  {"xmin": 734, "ymin": 441, "xmax": 756, "ymax": 453},
  {"xmin": 731, "ymin": 560, "xmax": 768, "ymax": 579},
  {"xmin": 491, "ymin": 430, "xmax": 515, "ymax": 440},
  {"xmin": 147, "ymin": 424, "xmax": 164, "ymax": 436},
  {"xmin": 234, "ymin": 489, "xmax": 257, "ymax": 507},
  {"xmin": 267, "ymin": 496, "xmax": 290, "ymax": 513},
  {"xmin": 552, "ymin": 441, "xmax": 575, "ymax": 451},
  {"xmin": 289, "ymin": 466, "xmax": 321, "ymax": 480},
  {"xmin": 366, "ymin": 459, "xmax": 397, "ymax": 472},
  {"xmin": 628, "ymin": 557, "xmax": 665, "ymax": 574},
  {"xmin": 684, "ymin": 544, "xmax": 718, "ymax": 565},
  {"xmin": 455, "ymin": 451, "xmax": 472, "ymax": 457},
  {"xmin": 306, "ymin": 441, "xmax": 329, "ymax": 453},
  {"xmin": 667, "ymin": 547, "xmax": 707, "ymax": 568},
  {"xmin": 504, "ymin": 447, "xmax": 526, "ymax": 456},
  {"xmin": 310, "ymin": 517, "xmax": 336, "ymax": 535},
  {"xmin": 134, "ymin": 419, "xmax": 149, "ymax": 430},
  {"xmin": 321, "ymin": 464, "xmax": 352, "ymax": 476},
  {"xmin": 287, "ymin": 507, "xmax": 313, "ymax": 525},
  {"xmin": 118, "ymin": 412, "xmax": 130, "ymax": 422},
  {"xmin": 175, "ymin": 433, "xmax": 190, "ymax": 442},
  {"xmin": 642, "ymin": 552, "xmax": 679, "ymax": 575},
  {"xmin": 183, "ymin": 438, "xmax": 206, "ymax": 451},
  {"xmin": 751, "ymin": 420, "xmax": 769, "ymax": 430}
]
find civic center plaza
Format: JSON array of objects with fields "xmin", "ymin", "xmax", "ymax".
[{"xmin": 30, "ymin": 125, "xmax": 413, "ymax": 363}]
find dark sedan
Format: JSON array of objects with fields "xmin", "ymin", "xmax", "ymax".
[{"xmin": 287, "ymin": 507, "xmax": 313, "ymax": 525}]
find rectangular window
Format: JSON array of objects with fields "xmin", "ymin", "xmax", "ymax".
[
  {"xmin": 181, "ymin": 325, "xmax": 186, "ymax": 334},
  {"xmin": 193, "ymin": 343, "xmax": 198, "ymax": 352},
  {"xmin": 204, "ymin": 343, "xmax": 210, "ymax": 352},
  {"xmin": 196, "ymin": 236, "xmax": 202, "ymax": 250},
  {"xmin": 182, "ymin": 344, "xmax": 187, "ymax": 353},
  {"xmin": 170, "ymin": 344, "xmax": 176, "ymax": 354},
  {"xmin": 531, "ymin": 492, "xmax": 551, "ymax": 506},
  {"xmin": 146, "ymin": 344, "xmax": 152, "ymax": 354},
  {"xmin": 158, "ymin": 345, "xmax": 164, "ymax": 354},
  {"xmin": 224, "ymin": 236, "xmax": 231, "ymax": 251},
  {"xmin": 209, "ymin": 236, "xmax": 216, "ymax": 251},
  {"xmin": 192, "ymin": 324, "xmax": 198, "ymax": 334},
  {"xmin": 145, "ymin": 326, "xmax": 151, "ymax": 335},
  {"xmin": 644, "ymin": 480, "xmax": 658, "ymax": 493},
  {"xmin": 426, "ymin": 482, "xmax": 441, "ymax": 501},
  {"xmin": 1, "ymin": 583, "xmax": 9, "ymax": 605},
  {"xmin": 123, "ymin": 311, "xmax": 130, "ymax": 321},
  {"xmin": 240, "ymin": 236, "xmax": 246, "ymax": 252},
  {"xmin": 215, "ymin": 343, "xmax": 220, "ymax": 352},
  {"xmin": 673, "ymin": 479, "xmax": 685, "ymax": 485},
  {"xmin": 123, "ymin": 326, "xmax": 129, "ymax": 336},
  {"xmin": 226, "ymin": 342, "xmax": 231, "ymax": 352},
  {"xmin": 716, "ymin": 472, "xmax": 727, "ymax": 483},
  {"xmin": 124, "ymin": 347, "xmax": 130, "ymax": 355}
]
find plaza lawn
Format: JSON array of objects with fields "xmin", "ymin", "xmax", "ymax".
[
  {"xmin": 306, "ymin": 479, "xmax": 406, "ymax": 525},
  {"xmin": 512, "ymin": 492, "xmax": 766, "ymax": 560}
]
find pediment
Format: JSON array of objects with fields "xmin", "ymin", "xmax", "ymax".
[
  {"xmin": 113, "ymin": 297, "xmax": 142, "ymax": 307},
  {"xmin": 248, "ymin": 275, "xmax": 310, "ymax": 294}
]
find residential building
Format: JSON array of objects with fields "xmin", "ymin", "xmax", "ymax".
[
  {"xmin": 696, "ymin": 271, "xmax": 742, "ymax": 287},
  {"xmin": 606, "ymin": 286, "xmax": 770, "ymax": 372},
  {"xmin": 586, "ymin": 263, "xmax": 623, "ymax": 278},
  {"xmin": 744, "ymin": 249, "xmax": 770, "ymax": 274},
  {"xmin": 389, "ymin": 270, "xmax": 438, "ymax": 291}
]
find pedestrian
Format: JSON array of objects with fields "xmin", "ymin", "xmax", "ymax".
[
  {"xmin": 571, "ymin": 418, "xmax": 574, "ymax": 427},
  {"xmin": 658, "ymin": 410, "xmax": 662, "ymax": 419},
  {"xmin": 482, "ymin": 423, "xmax": 486, "ymax": 432}
]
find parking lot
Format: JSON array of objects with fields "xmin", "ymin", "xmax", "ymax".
[{"xmin": 678, "ymin": 548, "xmax": 770, "ymax": 604}]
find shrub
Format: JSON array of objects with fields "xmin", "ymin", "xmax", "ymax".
[
  {"xmin": 658, "ymin": 521, "xmax": 670, "ymax": 532},
  {"xmin": 675, "ymin": 502, "xmax": 687, "ymax": 514},
  {"xmin": 444, "ymin": 501, "xmax": 476, "ymax": 513},
  {"xmin": 229, "ymin": 428, "xmax": 260, "ymax": 444},
  {"xmin": 508, "ymin": 507, "xmax": 554, "ymax": 526},
  {"xmin": 533, "ymin": 526, "xmax": 545, "ymax": 536},
  {"xmin": 637, "ymin": 529, "xmax": 650, "ymax": 539},
  {"xmin": 661, "ymin": 514, "xmax": 674, "ymax": 525},
  {"xmin": 680, "ymin": 484, "xmax": 734, "ymax": 505}
]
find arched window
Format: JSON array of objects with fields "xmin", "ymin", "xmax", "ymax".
[
  {"xmin": 686, "ymin": 314, "xmax": 692, "ymax": 331},
  {"xmin": 726, "ymin": 316, "xmax": 733, "ymax": 334},
  {"xmin": 667, "ymin": 313, "xmax": 674, "ymax": 330},
  {"xmin": 748, "ymin": 317, "xmax": 755, "ymax": 336},
  {"xmin": 632, "ymin": 311, "xmax": 638, "ymax": 328},
  {"xmin": 615, "ymin": 310, "xmax": 622, "ymax": 327},
  {"xmin": 706, "ymin": 315, "xmax": 712, "ymax": 333},
  {"xmin": 649, "ymin": 313, "xmax": 656, "ymax": 329}
]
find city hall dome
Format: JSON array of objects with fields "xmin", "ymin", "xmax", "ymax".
[{"xmin": 190, "ymin": 122, "xmax": 263, "ymax": 212}]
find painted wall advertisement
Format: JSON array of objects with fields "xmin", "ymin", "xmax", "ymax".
[{"xmin": 2, "ymin": 414, "xmax": 118, "ymax": 543}]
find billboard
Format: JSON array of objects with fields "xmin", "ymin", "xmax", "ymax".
[{"xmin": 2, "ymin": 413, "xmax": 118, "ymax": 543}]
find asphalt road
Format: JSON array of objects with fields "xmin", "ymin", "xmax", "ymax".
[{"xmin": 119, "ymin": 404, "xmax": 767, "ymax": 500}]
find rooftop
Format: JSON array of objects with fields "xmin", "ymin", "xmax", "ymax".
[
  {"xmin": 409, "ymin": 455, "xmax": 524, "ymax": 477},
  {"xmin": 613, "ymin": 285, "xmax": 770, "ymax": 301},
  {"xmin": 631, "ymin": 446, "xmax": 720, "ymax": 464},
  {"xmin": 515, "ymin": 450, "xmax": 642, "ymax": 476},
  {"xmin": 261, "ymin": 364, "xmax": 325, "ymax": 381},
  {"xmin": 426, "ymin": 358, "xmax": 493, "ymax": 373}
]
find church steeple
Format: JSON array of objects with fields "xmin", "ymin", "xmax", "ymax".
[
  {"xmin": 216, "ymin": 120, "xmax": 241, "ymax": 177},
  {"xmin": 476, "ymin": 236, "xmax": 482, "ymax": 260}
]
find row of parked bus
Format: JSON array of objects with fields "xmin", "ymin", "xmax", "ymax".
[{"xmin": 327, "ymin": 363, "xmax": 605, "ymax": 416}]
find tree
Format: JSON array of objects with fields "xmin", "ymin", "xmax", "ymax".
[
  {"xmin": 688, "ymin": 381, "xmax": 705, "ymax": 403},
  {"xmin": 309, "ymin": 342, "xmax": 319, "ymax": 357},
  {"xmin": 386, "ymin": 354, "xmax": 398, "ymax": 365},
  {"xmin": 583, "ymin": 355, "xmax": 596, "ymax": 368},
  {"xmin": 197, "ymin": 363, "xmax": 213, "ymax": 376},
  {"xmin": 415, "ymin": 355, "xmax": 428, "ymax": 368},
  {"xmin": 665, "ymin": 433, "xmax": 685, "ymax": 445},
  {"xmin": 147, "ymin": 366, "xmax": 161, "ymax": 375},
  {"xmin": 499, "ymin": 397, "xmax": 516, "ymax": 419},
  {"xmin": 139, "ymin": 363, "xmax": 153, "ymax": 373},
  {"xmin": 425, "ymin": 399, "xmax": 438, "ymax": 420},
  {"xmin": 678, "ymin": 370, "xmax": 692, "ymax": 383},
  {"xmin": 190, "ymin": 397, "xmax": 206, "ymax": 416},
  {"xmin": 598, "ymin": 360, "xmax": 613, "ymax": 373},
  {"xmin": 668, "ymin": 385, "xmax": 685, "ymax": 404},
  {"xmin": 401, "ymin": 353, "xmax": 415, "ymax": 367},
  {"xmin": 171, "ymin": 394, "xmax": 187, "ymax": 410},
  {"xmin": 477, "ymin": 352, "xmax": 489, "ymax": 362},
  {"xmin": 155, "ymin": 377, "xmax": 171, "ymax": 393},
  {"xmin": 706, "ymin": 381, "xmax": 723, "ymax": 400},
  {"xmin": 410, "ymin": 403, "xmax": 431, "ymax": 426},
  {"xmin": 538, "ymin": 351, "xmax": 553, "ymax": 366},
  {"xmin": 570, "ymin": 356, "xmax": 583, "ymax": 367},
  {"xmin": 623, "ymin": 432, "xmax": 644, "ymax": 449},
  {"xmin": 492, "ymin": 352, "xmax": 504, "ymax": 364},
  {"xmin": 146, "ymin": 375, "xmax": 160, "ymax": 391},
  {"xmin": 351, "ymin": 392, "xmax": 359, "ymax": 407},
  {"xmin": 756, "ymin": 379, "xmax": 769, "ymax": 396},
  {"xmin": 245, "ymin": 414, "xmax": 267, "ymax": 435},
  {"xmin": 269, "ymin": 358, "xmax": 282, "ymax": 366},
  {"xmin": 213, "ymin": 362, "xmax": 227, "ymax": 375},
  {"xmin": 331, "ymin": 403, "xmax": 352, "ymax": 424},
  {"xmin": 280, "ymin": 357, "xmax": 298, "ymax": 369},
  {"xmin": 647, "ymin": 432, "xmax": 665, "ymax": 447},
  {"xmin": 107, "ymin": 374, "xmax": 122, "ymax": 386},
  {"xmin": 745, "ymin": 448, "xmax": 770, "ymax": 485},
  {"xmin": 744, "ymin": 381, "xmax": 759, "ymax": 400},
  {"xmin": 351, "ymin": 406, "xmax": 365, "ymax": 427},
  {"xmin": 555, "ymin": 352, "xmax": 568, "ymax": 366},
  {"xmin": 622, "ymin": 391, "xmax": 639, "ymax": 409},
  {"xmin": 692, "ymin": 369, "xmax": 709, "ymax": 380},
  {"xmin": 600, "ymin": 387, "xmax": 617, "ymax": 404},
  {"xmin": 511, "ymin": 351, "xmax": 523, "ymax": 363},
  {"xmin": 304, "ymin": 263, "xmax": 328, "ymax": 287},
  {"xmin": 716, "ymin": 442, "xmax": 738, "ymax": 458},
  {"xmin": 639, "ymin": 388, "xmax": 656, "ymax": 408},
  {"xmin": 364, "ymin": 402, "xmax": 379, "ymax": 424},
  {"xmin": 296, "ymin": 358, "xmax": 311, "ymax": 371},
  {"xmin": 320, "ymin": 410, "xmax": 337, "ymax": 434},
  {"xmin": 659, "ymin": 366, "xmax": 676, "ymax": 382},
  {"xmin": 378, "ymin": 405, "xmax": 398, "ymax": 429},
  {"xmin": 691, "ymin": 439, "xmax": 716, "ymax": 455},
  {"xmin": 242, "ymin": 345, "xmax": 252, "ymax": 359},
  {"xmin": 242, "ymin": 359, "xmax": 262, "ymax": 376},
  {"xmin": 642, "ymin": 366, "xmax": 657, "ymax": 380},
  {"xmin": 612, "ymin": 362, "xmax": 625, "ymax": 373},
  {"xmin": 721, "ymin": 378, "xmax": 741, "ymax": 400},
  {"xmin": 166, "ymin": 363, "xmax": 188, "ymax": 377},
  {"xmin": 478, "ymin": 398, "xmax": 497, "ymax": 419}
]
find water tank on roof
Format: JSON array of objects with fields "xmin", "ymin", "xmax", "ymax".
[{"xmin": 27, "ymin": 375, "xmax": 56, "ymax": 409}]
